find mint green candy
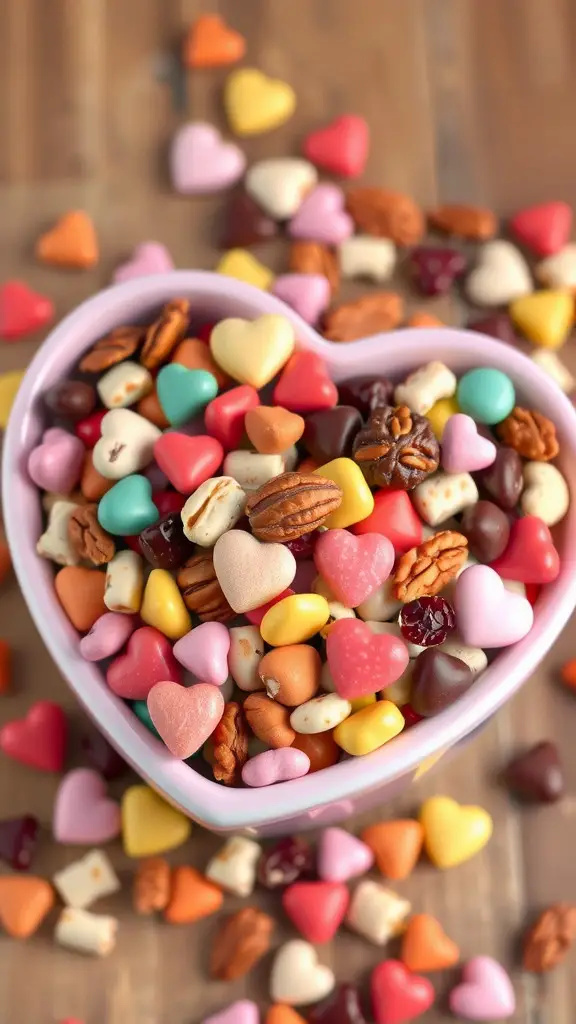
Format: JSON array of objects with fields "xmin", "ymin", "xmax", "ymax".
[
  {"xmin": 456, "ymin": 368, "xmax": 515, "ymax": 425},
  {"xmin": 131, "ymin": 700, "xmax": 160, "ymax": 739},
  {"xmin": 156, "ymin": 364, "xmax": 218, "ymax": 427},
  {"xmin": 98, "ymin": 475, "xmax": 158, "ymax": 535}
]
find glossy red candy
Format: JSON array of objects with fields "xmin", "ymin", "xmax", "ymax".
[
  {"xmin": 139, "ymin": 512, "xmax": 194, "ymax": 570},
  {"xmin": 274, "ymin": 352, "xmax": 338, "ymax": 413},
  {"xmin": 399, "ymin": 597, "xmax": 455, "ymax": 647},
  {"xmin": 371, "ymin": 960, "xmax": 435, "ymax": 1024},
  {"xmin": 0, "ymin": 700, "xmax": 67, "ymax": 772},
  {"xmin": 106, "ymin": 626, "xmax": 183, "ymax": 700},
  {"xmin": 204, "ymin": 384, "xmax": 260, "ymax": 450},
  {"xmin": 308, "ymin": 984, "xmax": 369, "ymax": 1024},
  {"xmin": 257, "ymin": 836, "xmax": 314, "ymax": 889},
  {"xmin": 282, "ymin": 881, "xmax": 350, "ymax": 943},
  {"xmin": 402, "ymin": 704, "xmax": 423, "ymax": 728},
  {"xmin": 0, "ymin": 815, "xmax": 39, "ymax": 871},
  {"xmin": 123, "ymin": 534, "xmax": 142, "ymax": 554},
  {"xmin": 352, "ymin": 490, "xmax": 422, "ymax": 554},
  {"xmin": 81, "ymin": 730, "xmax": 127, "ymax": 780},
  {"xmin": 75, "ymin": 408, "xmax": 107, "ymax": 448},
  {"xmin": 509, "ymin": 201, "xmax": 572, "ymax": 256},
  {"xmin": 303, "ymin": 115, "xmax": 369, "ymax": 178},
  {"xmin": 245, "ymin": 588, "xmax": 295, "ymax": 626},
  {"xmin": 154, "ymin": 433, "xmax": 224, "ymax": 493},
  {"xmin": 489, "ymin": 515, "xmax": 560, "ymax": 584},
  {"xmin": 153, "ymin": 490, "xmax": 187, "ymax": 518},
  {"xmin": 0, "ymin": 279, "xmax": 54, "ymax": 340},
  {"xmin": 196, "ymin": 321, "xmax": 216, "ymax": 343}
]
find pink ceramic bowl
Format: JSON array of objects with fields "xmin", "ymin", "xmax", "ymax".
[{"xmin": 4, "ymin": 272, "xmax": 576, "ymax": 836}]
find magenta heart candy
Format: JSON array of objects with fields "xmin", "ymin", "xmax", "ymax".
[
  {"xmin": 170, "ymin": 122, "xmax": 246, "ymax": 194},
  {"xmin": 106, "ymin": 626, "xmax": 182, "ymax": 699},
  {"xmin": 27, "ymin": 428, "xmax": 85, "ymax": 494},
  {"xmin": 113, "ymin": 242, "xmax": 174, "ymax": 284},
  {"xmin": 202, "ymin": 1001, "xmax": 260, "ymax": 1024},
  {"xmin": 454, "ymin": 564, "xmax": 534, "ymax": 648},
  {"xmin": 449, "ymin": 956, "xmax": 516, "ymax": 1021},
  {"xmin": 53, "ymin": 768, "xmax": 121, "ymax": 844},
  {"xmin": 173, "ymin": 622, "xmax": 231, "ymax": 686},
  {"xmin": 147, "ymin": 681, "xmax": 225, "ymax": 759},
  {"xmin": 314, "ymin": 529, "xmax": 395, "ymax": 607},
  {"xmin": 317, "ymin": 827, "xmax": 374, "ymax": 883},
  {"xmin": 241, "ymin": 748, "xmax": 310, "ymax": 787},
  {"xmin": 272, "ymin": 273, "xmax": 331, "ymax": 325},
  {"xmin": 288, "ymin": 184, "xmax": 354, "ymax": 245},
  {"xmin": 441, "ymin": 413, "xmax": 497, "ymax": 473},
  {"xmin": 326, "ymin": 618, "xmax": 410, "ymax": 699},
  {"xmin": 79, "ymin": 612, "xmax": 138, "ymax": 662}
]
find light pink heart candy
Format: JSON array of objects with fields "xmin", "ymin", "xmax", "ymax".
[
  {"xmin": 288, "ymin": 184, "xmax": 354, "ymax": 245},
  {"xmin": 173, "ymin": 622, "xmax": 231, "ymax": 685},
  {"xmin": 170, "ymin": 122, "xmax": 246, "ymax": 194},
  {"xmin": 79, "ymin": 612, "xmax": 138, "ymax": 662},
  {"xmin": 147, "ymin": 681, "xmax": 224, "ymax": 759},
  {"xmin": 241, "ymin": 748, "xmax": 310, "ymax": 787},
  {"xmin": 449, "ymin": 956, "xmax": 516, "ymax": 1021},
  {"xmin": 317, "ymin": 826, "xmax": 374, "ymax": 883},
  {"xmin": 314, "ymin": 529, "xmax": 395, "ymax": 607},
  {"xmin": 53, "ymin": 768, "xmax": 121, "ymax": 844},
  {"xmin": 202, "ymin": 1001, "xmax": 260, "ymax": 1024},
  {"xmin": 27, "ymin": 428, "xmax": 85, "ymax": 494},
  {"xmin": 272, "ymin": 273, "xmax": 331, "ymax": 325},
  {"xmin": 113, "ymin": 242, "xmax": 174, "ymax": 284},
  {"xmin": 454, "ymin": 564, "xmax": 534, "ymax": 648},
  {"xmin": 441, "ymin": 413, "xmax": 497, "ymax": 473}
]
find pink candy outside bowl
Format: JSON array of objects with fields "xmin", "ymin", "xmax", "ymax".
[{"xmin": 4, "ymin": 271, "xmax": 576, "ymax": 836}]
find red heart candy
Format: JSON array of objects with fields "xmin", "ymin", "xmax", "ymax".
[
  {"xmin": 371, "ymin": 960, "xmax": 434, "ymax": 1024},
  {"xmin": 509, "ymin": 201, "xmax": 572, "ymax": 256},
  {"xmin": 0, "ymin": 700, "xmax": 67, "ymax": 772},
  {"xmin": 489, "ymin": 515, "xmax": 560, "ymax": 584},
  {"xmin": 74, "ymin": 409, "xmax": 107, "ymax": 448},
  {"xmin": 204, "ymin": 384, "xmax": 260, "ymax": 450},
  {"xmin": 303, "ymin": 115, "xmax": 369, "ymax": 178},
  {"xmin": 282, "ymin": 881, "xmax": 350, "ymax": 943},
  {"xmin": 106, "ymin": 626, "xmax": 182, "ymax": 699},
  {"xmin": 352, "ymin": 490, "xmax": 422, "ymax": 554},
  {"xmin": 0, "ymin": 280, "xmax": 54, "ymax": 341},
  {"xmin": 326, "ymin": 619, "xmax": 410, "ymax": 699},
  {"xmin": 154, "ymin": 433, "xmax": 224, "ymax": 493},
  {"xmin": 274, "ymin": 352, "xmax": 338, "ymax": 413}
]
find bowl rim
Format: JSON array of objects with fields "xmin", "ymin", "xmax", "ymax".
[{"xmin": 5, "ymin": 270, "xmax": 576, "ymax": 830}]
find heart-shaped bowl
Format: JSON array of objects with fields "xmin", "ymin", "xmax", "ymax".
[{"xmin": 5, "ymin": 271, "xmax": 576, "ymax": 836}]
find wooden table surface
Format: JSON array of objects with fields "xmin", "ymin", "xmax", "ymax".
[{"xmin": 1, "ymin": 2, "xmax": 576, "ymax": 1022}]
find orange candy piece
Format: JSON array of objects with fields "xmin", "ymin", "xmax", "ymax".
[
  {"xmin": 54, "ymin": 566, "xmax": 107, "ymax": 632},
  {"xmin": 36, "ymin": 210, "xmax": 99, "ymax": 269},
  {"xmin": 291, "ymin": 730, "xmax": 340, "ymax": 773},
  {"xmin": 561, "ymin": 659, "xmax": 576, "ymax": 690},
  {"xmin": 407, "ymin": 312, "xmax": 445, "ymax": 328},
  {"xmin": 0, "ymin": 639, "xmax": 11, "ymax": 695},
  {"xmin": 137, "ymin": 389, "xmax": 170, "ymax": 429},
  {"xmin": 400, "ymin": 913, "xmax": 460, "ymax": 972},
  {"xmin": 245, "ymin": 406, "xmax": 305, "ymax": 455},
  {"xmin": 266, "ymin": 1008, "xmax": 307, "ymax": 1024},
  {"xmin": 163, "ymin": 866, "xmax": 223, "ymax": 924},
  {"xmin": 80, "ymin": 452, "xmax": 114, "ymax": 501},
  {"xmin": 184, "ymin": 14, "xmax": 246, "ymax": 69},
  {"xmin": 172, "ymin": 338, "xmax": 230, "ymax": 390},
  {"xmin": 361, "ymin": 820, "xmax": 424, "ymax": 880},
  {"xmin": 297, "ymin": 456, "xmax": 319, "ymax": 474},
  {"xmin": 0, "ymin": 540, "xmax": 12, "ymax": 585},
  {"xmin": 0, "ymin": 876, "xmax": 55, "ymax": 938}
]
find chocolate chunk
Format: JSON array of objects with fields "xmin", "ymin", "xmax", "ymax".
[
  {"xmin": 411, "ymin": 649, "xmax": 474, "ymax": 716},
  {"xmin": 303, "ymin": 406, "xmax": 363, "ymax": 463},
  {"xmin": 460, "ymin": 500, "xmax": 510, "ymax": 563},
  {"xmin": 475, "ymin": 445, "xmax": 523, "ymax": 510},
  {"xmin": 503, "ymin": 741, "xmax": 564, "ymax": 803}
]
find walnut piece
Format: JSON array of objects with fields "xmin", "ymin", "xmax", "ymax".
[
  {"xmin": 523, "ymin": 904, "xmax": 576, "ymax": 972},
  {"xmin": 210, "ymin": 907, "xmax": 275, "ymax": 980},
  {"xmin": 353, "ymin": 405, "xmax": 439, "ymax": 489},
  {"xmin": 497, "ymin": 407, "xmax": 559, "ymax": 462},
  {"xmin": 68, "ymin": 504, "xmax": 115, "ymax": 565},
  {"xmin": 211, "ymin": 702, "xmax": 249, "ymax": 786},
  {"xmin": 323, "ymin": 292, "xmax": 404, "ymax": 342},
  {"xmin": 393, "ymin": 531, "xmax": 468, "ymax": 602},
  {"xmin": 245, "ymin": 472, "xmax": 342, "ymax": 542}
]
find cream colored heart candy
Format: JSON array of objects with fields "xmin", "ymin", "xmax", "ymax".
[
  {"xmin": 394, "ymin": 361, "xmax": 457, "ymax": 415},
  {"xmin": 536, "ymin": 242, "xmax": 576, "ymax": 289},
  {"xmin": 346, "ymin": 880, "xmax": 411, "ymax": 945},
  {"xmin": 339, "ymin": 235, "xmax": 396, "ymax": 282},
  {"xmin": 211, "ymin": 314, "xmax": 295, "ymax": 389},
  {"xmin": 213, "ymin": 530, "xmax": 296, "ymax": 613},
  {"xmin": 530, "ymin": 349, "xmax": 575, "ymax": 394},
  {"xmin": 270, "ymin": 939, "xmax": 335, "ymax": 1006},
  {"xmin": 36, "ymin": 499, "xmax": 80, "ymax": 566},
  {"xmin": 466, "ymin": 240, "xmax": 532, "ymax": 306},
  {"xmin": 223, "ymin": 450, "xmax": 285, "ymax": 491},
  {"xmin": 96, "ymin": 361, "xmax": 153, "ymax": 409},
  {"xmin": 181, "ymin": 476, "xmax": 246, "ymax": 546},
  {"xmin": 93, "ymin": 409, "xmax": 161, "ymax": 480},
  {"xmin": 205, "ymin": 836, "xmax": 261, "ymax": 897},
  {"xmin": 245, "ymin": 157, "xmax": 318, "ymax": 219},
  {"xmin": 104, "ymin": 550, "xmax": 144, "ymax": 614},
  {"xmin": 53, "ymin": 850, "xmax": 120, "ymax": 910},
  {"xmin": 520, "ymin": 461, "xmax": 569, "ymax": 526}
]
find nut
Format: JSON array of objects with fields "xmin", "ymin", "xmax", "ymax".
[
  {"xmin": 181, "ymin": 477, "xmax": 246, "ymax": 546},
  {"xmin": 211, "ymin": 702, "xmax": 249, "ymax": 786},
  {"xmin": 353, "ymin": 405, "xmax": 440, "ymax": 489},
  {"xmin": 140, "ymin": 298, "xmax": 190, "ymax": 370},
  {"xmin": 393, "ymin": 531, "xmax": 469, "ymax": 602},
  {"xmin": 323, "ymin": 292, "xmax": 404, "ymax": 342},
  {"xmin": 176, "ymin": 552, "xmax": 233, "ymax": 622},
  {"xmin": 497, "ymin": 407, "xmax": 559, "ymax": 462},
  {"xmin": 523, "ymin": 904, "xmax": 576, "ymax": 972},
  {"xmin": 245, "ymin": 471, "xmax": 343, "ymax": 542},
  {"xmin": 243, "ymin": 692, "xmax": 296, "ymax": 748},
  {"xmin": 133, "ymin": 857, "xmax": 171, "ymax": 915},
  {"xmin": 428, "ymin": 203, "xmax": 497, "ymax": 240},
  {"xmin": 289, "ymin": 241, "xmax": 340, "ymax": 292},
  {"xmin": 210, "ymin": 907, "xmax": 274, "ymax": 980},
  {"xmin": 68, "ymin": 504, "xmax": 115, "ymax": 565},
  {"xmin": 346, "ymin": 188, "xmax": 425, "ymax": 245},
  {"xmin": 79, "ymin": 326, "xmax": 145, "ymax": 373}
]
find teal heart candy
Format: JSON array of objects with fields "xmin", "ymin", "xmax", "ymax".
[
  {"xmin": 131, "ymin": 700, "xmax": 161, "ymax": 738},
  {"xmin": 98, "ymin": 475, "xmax": 158, "ymax": 536},
  {"xmin": 156, "ymin": 364, "xmax": 218, "ymax": 427}
]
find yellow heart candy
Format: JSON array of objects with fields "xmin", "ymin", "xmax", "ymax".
[
  {"xmin": 334, "ymin": 700, "xmax": 404, "ymax": 756},
  {"xmin": 419, "ymin": 795, "xmax": 493, "ymax": 868},
  {"xmin": 224, "ymin": 68, "xmax": 296, "ymax": 136},
  {"xmin": 140, "ymin": 568, "xmax": 191, "ymax": 640},
  {"xmin": 0, "ymin": 370, "xmax": 25, "ymax": 430},
  {"xmin": 426, "ymin": 397, "xmax": 459, "ymax": 440},
  {"xmin": 509, "ymin": 290, "xmax": 574, "ymax": 349},
  {"xmin": 314, "ymin": 458, "xmax": 374, "ymax": 528},
  {"xmin": 260, "ymin": 593, "xmax": 330, "ymax": 646},
  {"xmin": 216, "ymin": 248, "xmax": 274, "ymax": 290},
  {"xmin": 210, "ymin": 314, "xmax": 295, "ymax": 389},
  {"xmin": 122, "ymin": 785, "xmax": 191, "ymax": 857}
]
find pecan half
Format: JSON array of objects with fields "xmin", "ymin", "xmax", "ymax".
[
  {"xmin": 346, "ymin": 188, "xmax": 425, "ymax": 245},
  {"xmin": 211, "ymin": 702, "xmax": 249, "ymax": 786},
  {"xmin": 428, "ymin": 203, "xmax": 497, "ymax": 240},
  {"xmin": 353, "ymin": 405, "xmax": 439, "ymax": 489},
  {"xmin": 244, "ymin": 693, "xmax": 296, "ymax": 748},
  {"xmin": 68, "ymin": 504, "xmax": 115, "ymax": 565},
  {"xmin": 497, "ymin": 407, "xmax": 559, "ymax": 462},
  {"xmin": 176, "ymin": 552, "xmax": 233, "ymax": 622},
  {"xmin": 133, "ymin": 857, "xmax": 171, "ymax": 915},
  {"xmin": 289, "ymin": 241, "xmax": 340, "ymax": 293},
  {"xmin": 140, "ymin": 298, "xmax": 191, "ymax": 370},
  {"xmin": 523, "ymin": 904, "xmax": 576, "ymax": 972},
  {"xmin": 393, "ymin": 531, "xmax": 468, "ymax": 602},
  {"xmin": 323, "ymin": 292, "xmax": 404, "ymax": 342},
  {"xmin": 79, "ymin": 326, "xmax": 146, "ymax": 373},
  {"xmin": 245, "ymin": 472, "xmax": 342, "ymax": 542},
  {"xmin": 210, "ymin": 907, "xmax": 275, "ymax": 980}
]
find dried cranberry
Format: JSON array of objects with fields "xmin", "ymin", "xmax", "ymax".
[
  {"xmin": 258, "ymin": 836, "xmax": 315, "ymax": 889},
  {"xmin": 284, "ymin": 531, "xmax": 320, "ymax": 560},
  {"xmin": 308, "ymin": 984, "xmax": 369, "ymax": 1024},
  {"xmin": 0, "ymin": 815, "xmax": 39, "ymax": 870},
  {"xmin": 402, "ymin": 704, "xmax": 423, "ymax": 728},
  {"xmin": 399, "ymin": 596, "xmax": 455, "ymax": 647}
]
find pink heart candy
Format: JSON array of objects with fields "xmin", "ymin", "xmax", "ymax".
[
  {"xmin": 314, "ymin": 529, "xmax": 395, "ymax": 607},
  {"xmin": 53, "ymin": 768, "xmax": 121, "ymax": 844},
  {"xmin": 449, "ymin": 956, "xmax": 516, "ymax": 1021},
  {"xmin": 272, "ymin": 273, "xmax": 331, "ymax": 325},
  {"xmin": 454, "ymin": 564, "xmax": 534, "ymax": 648},
  {"xmin": 241, "ymin": 748, "xmax": 310, "ymax": 788},
  {"xmin": 79, "ymin": 612, "xmax": 138, "ymax": 662},
  {"xmin": 170, "ymin": 122, "xmax": 246, "ymax": 194},
  {"xmin": 326, "ymin": 618, "xmax": 410, "ymax": 699},
  {"xmin": 202, "ymin": 1001, "xmax": 260, "ymax": 1024},
  {"xmin": 147, "ymin": 681, "xmax": 225, "ymax": 759},
  {"xmin": 441, "ymin": 413, "xmax": 497, "ymax": 473},
  {"xmin": 27, "ymin": 428, "xmax": 85, "ymax": 494},
  {"xmin": 288, "ymin": 184, "xmax": 354, "ymax": 245},
  {"xmin": 113, "ymin": 242, "xmax": 174, "ymax": 284},
  {"xmin": 173, "ymin": 622, "xmax": 231, "ymax": 686},
  {"xmin": 317, "ymin": 826, "xmax": 374, "ymax": 882}
]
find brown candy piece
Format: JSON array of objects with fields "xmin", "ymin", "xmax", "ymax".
[
  {"xmin": 411, "ymin": 649, "xmax": 474, "ymax": 717},
  {"xmin": 323, "ymin": 292, "xmax": 403, "ymax": 342},
  {"xmin": 245, "ymin": 472, "xmax": 343, "ymax": 543},
  {"xmin": 172, "ymin": 337, "xmax": 230, "ymax": 389},
  {"xmin": 523, "ymin": 904, "xmax": 576, "ymax": 972},
  {"xmin": 303, "ymin": 406, "xmax": 362, "ymax": 464},
  {"xmin": 503, "ymin": 741, "xmax": 564, "ymax": 804},
  {"xmin": 460, "ymin": 500, "xmax": 510, "ymax": 563},
  {"xmin": 140, "ymin": 298, "xmax": 190, "ymax": 370},
  {"xmin": 80, "ymin": 452, "xmax": 114, "ymax": 501},
  {"xmin": 54, "ymin": 566, "xmax": 107, "ymax": 631},
  {"xmin": 243, "ymin": 693, "xmax": 295, "ymax": 748},
  {"xmin": 291, "ymin": 731, "xmax": 340, "ymax": 773},
  {"xmin": 346, "ymin": 188, "xmax": 425, "ymax": 245},
  {"xmin": 476, "ymin": 445, "xmax": 523, "ymax": 510},
  {"xmin": 44, "ymin": 380, "xmax": 96, "ymax": 422},
  {"xmin": 68, "ymin": 504, "xmax": 115, "ymax": 565},
  {"xmin": 337, "ymin": 376, "xmax": 394, "ymax": 416},
  {"xmin": 176, "ymin": 552, "xmax": 233, "ymax": 622},
  {"xmin": 136, "ymin": 389, "xmax": 170, "ymax": 429},
  {"xmin": 210, "ymin": 907, "xmax": 274, "ymax": 980},
  {"xmin": 79, "ymin": 326, "xmax": 145, "ymax": 373},
  {"xmin": 290, "ymin": 241, "xmax": 340, "ymax": 293},
  {"xmin": 133, "ymin": 857, "xmax": 171, "ymax": 914},
  {"xmin": 211, "ymin": 702, "xmax": 249, "ymax": 786},
  {"xmin": 258, "ymin": 645, "xmax": 321, "ymax": 706},
  {"xmin": 428, "ymin": 203, "xmax": 498, "ymax": 240},
  {"xmin": 221, "ymin": 191, "xmax": 278, "ymax": 249},
  {"xmin": 496, "ymin": 407, "xmax": 559, "ymax": 462},
  {"xmin": 245, "ymin": 406, "xmax": 305, "ymax": 455},
  {"xmin": 353, "ymin": 405, "xmax": 439, "ymax": 489}
]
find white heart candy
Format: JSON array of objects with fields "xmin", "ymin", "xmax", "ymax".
[
  {"xmin": 466, "ymin": 240, "xmax": 532, "ymax": 306},
  {"xmin": 537, "ymin": 242, "xmax": 576, "ymax": 289},
  {"xmin": 213, "ymin": 530, "xmax": 296, "ymax": 613},
  {"xmin": 92, "ymin": 409, "xmax": 161, "ymax": 481},
  {"xmin": 245, "ymin": 158, "xmax": 317, "ymax": 220},
  {"xmin": 339, "ymin": 235, "xmax": 396, "ymax": 282},
  {"xmin": 270, "ymin": 939, "xmax": 335, "ymax": 1006},
  {"xmin": 210, "ymin": 314, "xmax": 295, "ymax": 389}
]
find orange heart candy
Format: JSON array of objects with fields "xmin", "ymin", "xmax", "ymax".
[
  {"xmin": 245, "ymin": 406, "xmax": 305, "ymax": 455},
  {"xmin": 361, "ymin": 820, "xmax": 424, "ymax": 880},
  {"xmin": 561, "ymin": 659, "xmax": 576, "ymax": 691},
  {"xmin": 184, "ymin": 14, "xmax": 246, "ymax": 69},
  {"xmin": 266, "ymin": 1008, "xmax": 307, "ymax": 1024},
  {"xmin": 400, "ymin": 913, "xmax": 460, "ymax": 972},
  {"xmin": 0, "ymin": 876, "xmax": 55, "ymax": 938},
  {"xmin": 136, "ymin": 389, "xmax": 170, "ymax": 429},
  {"xmin": 172, "ymin": 338, "xmax": 230, "ymax": 390},
  {"xmin": 407, "ymin": 312, "xmax": 446, "ymax": 328},
  {"xmin": 54, "ymin": 565, "xmax": 107, "ymax": 631},
  {"xmin": 81, "ymin": 452, "xmax": 114, "ymax": 501},
  {"xmin": 163, "ymin": 866, "xmax": 223, "ymax": 924},
  {"xmin": 36, "ymin": 210, "xmax": 99, "ymax": 269}
]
